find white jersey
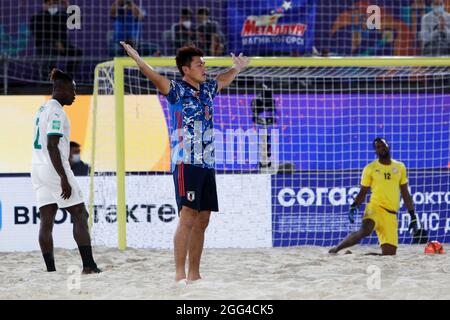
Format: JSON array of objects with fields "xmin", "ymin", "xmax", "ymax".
[{"xmin": 31, "ymin": 99, "xmax": 71, "ymax": 169}]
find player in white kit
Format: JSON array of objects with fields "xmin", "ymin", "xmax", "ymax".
[{"xmin": 31, "ymin": 69, "xmax": 100, "ymax": 274}]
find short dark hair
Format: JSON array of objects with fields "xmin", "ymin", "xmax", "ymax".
[
  {"xmin": 181, "ymin": 8, "xmax": 193, "ymax": 18},
  {"xmin": 197, "ymin": 7, "xmax": 210, "ymax": 16},
  {"xmin": 70, "ymin": 141, "xmax": 81, "ymax": 149},
  {"xmin": 50, "ymin": 68, "xmax": 73, "ymax": 90},
  {"xmin": 373, "ymin": 137, "xmax": 389, "ymax": 149},
  {"xmin": 175, "ymin": 46, "xmax": 204, "ymax": 76}
]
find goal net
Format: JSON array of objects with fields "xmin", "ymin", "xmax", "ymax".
[
  {"xmin": 86, "ymin": 57, "xmax": 450, "ymax": 249},
  {"xmin": 1, "ymin": 0, "xmax": 437, "ymax": 89}
]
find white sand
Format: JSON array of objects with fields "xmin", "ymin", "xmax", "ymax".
[{"xmin": 1, "ymin": 245, "xmax": 449, "ymax": 300}]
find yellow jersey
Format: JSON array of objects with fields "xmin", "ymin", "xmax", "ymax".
[{"xmin": 360, "ymin": 159, "xmax": 408, "ymax": 212}]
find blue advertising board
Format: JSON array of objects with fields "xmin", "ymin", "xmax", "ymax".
[{"xmin": 272, "ymin": 171, "xmax": 450, "ymax": 247}]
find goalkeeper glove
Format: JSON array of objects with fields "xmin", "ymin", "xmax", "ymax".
[
  {"xmin": 408, "ymin": 210, "xmax": 419, "ymax": 233},
  {"xmin": 348, "ymin": 202, "xmax": 358, "ymax": 223}
]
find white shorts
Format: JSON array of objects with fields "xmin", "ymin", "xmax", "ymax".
[{"xmin": 31, "ymin": 165, "xmax": 84, "ymax": 209}]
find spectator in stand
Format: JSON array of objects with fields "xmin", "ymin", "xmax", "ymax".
[
  {"xmin": 420, "ymin": 0, "xmax": 450, "ymax": 55},
  {"xmin": 170, "ymin": 8, "xmax": 196, "ymax": 53},
  {"xmin": 195, "ymin": 7, "xmax": 225, "ymax": 56},
  {"xmin": 110, "ymin": 0, "xmax": 148, "ymax": 57},
  {"xmin": 30, "ymin": 0, "xmax": 82, "ymax": 79},
  {"xmin": 69, "ymin": 141, "xmax": 90, "ymax": 176},
  {"xmin": 210, "ymin": 33, "xmax": 225, "ymax": 56}
]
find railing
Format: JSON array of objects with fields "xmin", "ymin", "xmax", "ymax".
[{"xmin": 0, "ymin": 55, "xmax": 110, "ymax": 94}]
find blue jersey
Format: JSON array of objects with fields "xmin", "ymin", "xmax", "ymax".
[{"xmin": 165, "ymin": 79, "xmax": 218, "ymax": 172}]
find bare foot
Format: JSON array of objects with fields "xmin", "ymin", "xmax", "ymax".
[
  {"xmin": 328, "ymin": 247, "xmax": 338, "ymax": 254},
  {"xmin": 176, "ymin": 279, "xmax": 188, "ymax": 287},
  {"xmin": 82, "ymin": 267, "xmax": 102, "ymax": 274},
  {"xmin": 175, "ymin": 274, "xmax": 187, "ymax": 282},
  {"xmin": 344, "ymin": 250, "xmax": 352, "ymax": 255},
  {"xmin": 187, "ymin": 275, "xmax": 202, "ymax": 282}
]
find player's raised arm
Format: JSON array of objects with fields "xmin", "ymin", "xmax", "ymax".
[
  {"xmin": 120, "ymin": 41, "xmax": 171, "ymax": 95},
  {"xmin": 216, "ymin": 53, "xmax": 250, "ymax": 92}
]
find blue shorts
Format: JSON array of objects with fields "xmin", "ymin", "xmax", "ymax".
[{"xmin": 173, "ymin": 163, "xmax": 219, "ymax": 213}]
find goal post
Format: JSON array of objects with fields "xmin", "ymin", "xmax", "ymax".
[{"xmin": 89, "ymin": 56, "xmax": 450, "ymax": 251}]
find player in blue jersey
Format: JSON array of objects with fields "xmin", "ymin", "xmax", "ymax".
[{"xmin": 121, "ymin": 42, "xmax": 250, "ymax": 283}]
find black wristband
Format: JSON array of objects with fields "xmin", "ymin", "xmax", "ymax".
[
  {"xmin": 351, "ymin": 202, "xmax": 358, "ymax": 209},
  {"xmin": 408, "ymin": 209, "xmax": 416, "ymax": 217}
]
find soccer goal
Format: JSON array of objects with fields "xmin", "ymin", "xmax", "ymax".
[{"xmin": 87, "ymin": 57, "xmax": 450, "ymax": 250}]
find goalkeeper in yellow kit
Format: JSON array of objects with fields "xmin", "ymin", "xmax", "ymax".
[{"xmin": 329, "ymin": 138, "xmax": 419, "ymax": 255}]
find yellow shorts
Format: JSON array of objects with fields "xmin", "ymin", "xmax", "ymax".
[{"xmin": 362, "ymin": 202, "xmax": 398, "ymax": 247}]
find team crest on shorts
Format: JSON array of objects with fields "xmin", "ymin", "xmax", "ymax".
[{"xmin": 187, "ymin": 191, "xmax": 196, "ymax": 202}]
